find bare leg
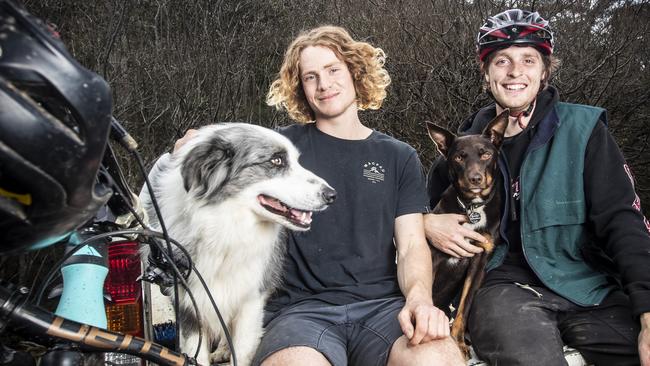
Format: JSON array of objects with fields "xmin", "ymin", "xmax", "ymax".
[
  {"xmin": 387, "ymin": 335, "xmax": 465, "ymax": 366},
  {"xmin": 261, "ymin": 346, "xmax": 331, "ymax": 366}
]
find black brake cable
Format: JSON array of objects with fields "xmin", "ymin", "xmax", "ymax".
[
  {"xmin": 33, "ymin": 228, "xmax": 203, "ymax": 361},
  {"xmin": 133, "ymin": 151, "xmax": 184, "ymax": 352},
  {"xmin": 32, "ymin": 226, "xmax": 194, "ymax": 304},
  {"xmin": 31, "ymin": 166, "xmax": 183, "ymax": 305},
  {"xmin": 147, "ymin": 232, "xmax": 239, "ymax": 366},
  {"xmin": 77, "ymin": 229, "xmax": 238, "ymax": 366},
  {"xmin": 111, "ymin": 118, "xmax": 184, "ymax": 353},
  {"xmin": 124, "ymin": 133, "xmax": 238, "ymax": 365},
  {"xmin": 106, "ymin": 154, "xmax": 239, "ymax": 365}
]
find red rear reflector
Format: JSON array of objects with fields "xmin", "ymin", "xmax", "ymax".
[
  {"xmin": 105, "ymin": 241, "xmax": 144, "ymax": 337},
  {"xmin": 105, "ymin": 241, "xmax": 142, "ymax": 303}
]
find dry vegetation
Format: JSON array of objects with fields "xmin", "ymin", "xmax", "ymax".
[
  {"xmin": 0, "ymin": 1, "xmax": 648, "ymax": 357},
  {"xmin": 23, "ymin": 0, "xmax": 650, "ymax": 202},
  {"xmin": 2, "ymin": 0, "xmax": 647, "ymax": 288}
]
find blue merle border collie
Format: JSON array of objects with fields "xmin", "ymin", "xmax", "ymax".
[{"xmin": 140, "ymin": 123, "xmax": 335, "ymax": 365}]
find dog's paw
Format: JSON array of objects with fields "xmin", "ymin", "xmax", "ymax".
[{"xmin": 209, "ymin": 342, "xmax": 231, "ymax": 365}]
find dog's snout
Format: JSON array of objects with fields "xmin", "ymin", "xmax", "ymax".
[
  {"xmin": 469, "ymin": 174, "xmax": 483, "ymax": 185},
  {"xmin": 321, "ymin": 186, "xmax": 337, "ymax": 204}
]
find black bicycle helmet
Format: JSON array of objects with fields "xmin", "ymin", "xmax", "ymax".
[
  {"xmin": 477, "ymin": 9, "xmax": 554, "ymax": 61},
  {"xmin": 0, "ymin": 0, "xmax": 112, "ymax": 254}
]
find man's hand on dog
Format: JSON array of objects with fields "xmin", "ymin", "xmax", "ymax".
[
  {"xmin": 424, "ymin": 213, "xmax": 487, "ymax": 258},
  {"xmin": 398, "ymin": 295, "xmax": 450, "ymax": 346},
  {"xmin": 173, "ymin": 128, "xmax": 199, "ymax": 153}
]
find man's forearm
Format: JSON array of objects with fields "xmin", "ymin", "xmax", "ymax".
[
  {"xmin": 397, "ymin": 249, "xmax": 432, "ymax": 299},
  {"xmin": 397, "ymin": 238, "xmax": 433, "ymax": 303},
  {"xmin": 395, "ymin": 214, "xmax": 433, "ymax": 303}
]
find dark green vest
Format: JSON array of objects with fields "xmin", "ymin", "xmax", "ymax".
[{"xmin": 491, "ymin": 102, "xmax": 615, "ymax": 306}]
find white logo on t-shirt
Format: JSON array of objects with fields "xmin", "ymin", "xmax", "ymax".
[{"xmin": 363, "ymin": 162, "xmax": 385, "ymax": 183}]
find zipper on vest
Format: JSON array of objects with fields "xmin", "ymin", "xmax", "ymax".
[
  {"xmin": 509, "ymin": 178, "xmax": 518, "ymax": 221},
  {"xmin": 518, "ymin": 149, "xmax": 554, "ymax": 295},
  {"xmin": 501, "ymin": 155, "xmax": 518, "ymax": 222}
]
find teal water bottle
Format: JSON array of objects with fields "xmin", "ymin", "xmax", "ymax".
[{"xmin": 54, "ymin": 231, "xmax": 109, "ymax": 329}]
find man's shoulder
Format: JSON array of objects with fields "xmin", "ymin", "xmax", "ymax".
[
  {"xmin": 277, "ymin": 123, "xmax": 308, "ymax": 133},
  {"xmin": 277, "ymin": 123, "xmax": 312, "ymax": 140},
  {"xmin": 370, "ymin": 130, "xmax": 417, "ymax": 155},
  {"xmin": 556, "ymin": 102, "xmax": 605, "ymax": 114},
  {"xmin": 555, "ymin": 102, "xmax": 607, "ymax": 128}
]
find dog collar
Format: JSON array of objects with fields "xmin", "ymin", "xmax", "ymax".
[
  {"xmin": 456, "ymin": 197, "xmax": 485, "ymax": 224},
  {"xmin": 456, "ymin": 189, "xmax": 496, "ymax": 224}
]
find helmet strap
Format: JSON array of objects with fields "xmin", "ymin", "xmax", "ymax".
[
  {"xmin": 494, "ymin": 99, "xmax": 535, "ymax": 129},
  {"xmin": 512, "ymin": 101, "xmax": 535, "ymax": 129}
]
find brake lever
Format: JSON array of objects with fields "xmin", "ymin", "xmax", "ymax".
[{"xmin": 139, "ymin": 243, "xmax": 190, "ymax": 296}]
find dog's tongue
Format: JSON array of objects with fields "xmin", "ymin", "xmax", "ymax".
[{"xmin": 258, "ymin": 195, "xmax": 314, "ymax": 226}]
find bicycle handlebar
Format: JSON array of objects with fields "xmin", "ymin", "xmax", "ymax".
[{"xmin": 0, "ymin": 285, "xmax": 195, "ymax": 366}]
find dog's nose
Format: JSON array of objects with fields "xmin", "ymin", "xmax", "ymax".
[
  {"xmin": 469, "ymin": 174, "xmax": 483, "ymax": 185},
  {"xmin": 321, "ymin": 186, "xmax": 337, "ymax": 204}
]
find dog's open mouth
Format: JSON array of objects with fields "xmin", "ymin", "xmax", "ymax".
[{"xmin": 258, "ymin": 194, "xmax": 313, "ymax": 228}]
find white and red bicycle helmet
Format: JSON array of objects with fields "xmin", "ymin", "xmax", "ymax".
[{"xmin": 477, "ymin": 9, "xmax": 554, "ymax": 61}]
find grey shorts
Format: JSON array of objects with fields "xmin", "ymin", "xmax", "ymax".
[{"xmin": 252, "ymin": 297, "xmax": 406, "ymax": 366}]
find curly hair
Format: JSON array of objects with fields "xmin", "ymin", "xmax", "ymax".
[{"xmin": 267, "ymin": 26, "xmax": 391, "ymax": 123}]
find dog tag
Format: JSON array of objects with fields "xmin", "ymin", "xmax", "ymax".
[{"xmin": 468, "ymin": 211, "xmax": 481, "ymax": 224}]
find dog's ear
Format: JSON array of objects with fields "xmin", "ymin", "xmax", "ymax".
[
  {"xmin": 181, "ymin": 135, "xmax": 234, "ymax": 198},
  {"xmin": 482, "ymin": 109, "xmax": 509, "ymax": 149},
  {"xmin": 426, "ymin": 121, "xmax": 456, "ymax": 157}
]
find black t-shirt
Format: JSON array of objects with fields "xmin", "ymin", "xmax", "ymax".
[{"xmin": 266, "ymin": 123, "xmax": 429, "ymax": 312}]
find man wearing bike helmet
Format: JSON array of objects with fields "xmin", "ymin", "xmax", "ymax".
[{"xmin": 425, "ymin": 8, "xmax": 650, "ymax": 365}]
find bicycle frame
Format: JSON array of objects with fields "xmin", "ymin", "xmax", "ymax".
[
  {"xmin": 0, "ymin": 284, "xmax": 190, "ymax": 365},
  {"xmin": 0, "ymin": 135, "xmax": 197, "ymax": 365}
]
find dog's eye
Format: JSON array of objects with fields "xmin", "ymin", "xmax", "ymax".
[
  {"xmin": 270, "ymin": 157, "xmax": 284, "ymax": 166},
  {"xmin": 481, "ymin": 152, "xmax": 493, "ymax": 160},
  {"xmin": 454, "ymin": 155, "xmax": 464, "ymax": 163}
]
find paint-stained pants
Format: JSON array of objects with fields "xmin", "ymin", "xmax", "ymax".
[{"xmin": 468, "ymin": 284, "xmax": 640, "ymax": 366}]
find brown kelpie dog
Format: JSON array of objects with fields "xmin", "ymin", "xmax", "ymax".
[{"xmin": 425, "ymin": 109, "xmax": 509, "ymax": 358}]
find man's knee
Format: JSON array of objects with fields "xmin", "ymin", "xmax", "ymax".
[
  {"xmin": 468, "ymin": 284, "xmax": 555, "ymax": 336},
  {"xmin": 468, "ymin": 285, "xmax": 521, "ymax": 324},
  {"xmin": 387, "ymin": 335, "xmax": 465, "ymax": 366},
  {"xmin": 260, "ymin": 346, "xmax": 331, "ymax": 366},
  {"xmin": 467, "ymin": 286, "xmax": 567, "ymax": 365}
]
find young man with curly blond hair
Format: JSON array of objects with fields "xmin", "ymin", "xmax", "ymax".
[{"xmin": 252, "ymin": 26, "xmax": 464, "ymax": 366}]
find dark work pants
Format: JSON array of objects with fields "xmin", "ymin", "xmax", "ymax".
[{"xmin": 467, "ymin": 283, "xmax": 641, "ymax": 366}]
